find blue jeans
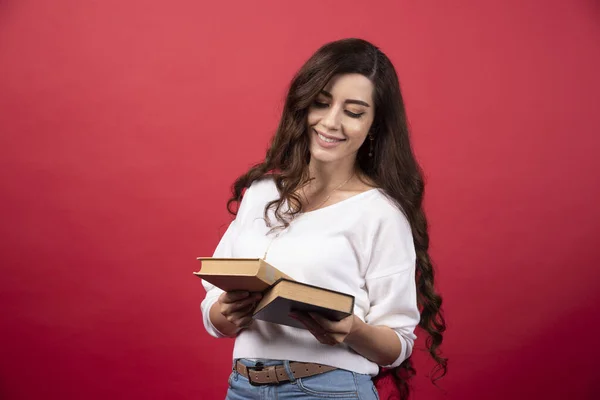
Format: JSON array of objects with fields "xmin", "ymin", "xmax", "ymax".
[{"xmin": 226, "ymin": 359, "xmax": 380, "ymax": 400}]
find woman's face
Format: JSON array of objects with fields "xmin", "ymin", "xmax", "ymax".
[{"xmin": 307, "ymin": 73, "xmax": 375, "ymax": 165}]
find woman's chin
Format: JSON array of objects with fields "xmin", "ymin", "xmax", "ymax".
[{"xmin": 309, "ymin": 150, "xmax": 340, "ymax": 164}]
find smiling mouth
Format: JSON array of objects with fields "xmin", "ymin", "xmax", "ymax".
[{"xmin": 315, "ymin": 130, "xmax": 345, "ymax": 143}]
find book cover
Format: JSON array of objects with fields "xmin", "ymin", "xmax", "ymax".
[{"xmin": 252, "ymin": 279, "xmax": 355, "ymax": 329}]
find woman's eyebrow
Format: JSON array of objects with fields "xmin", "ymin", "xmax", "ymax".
[{"xmin": 320, "ymin": 90, "xmax": 371, "ymax": 108}]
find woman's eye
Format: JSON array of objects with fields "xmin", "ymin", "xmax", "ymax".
[
  {"xmin": 312, "ymin": 101, "xmax": 364, "ymax": 119},
  {"xmin": 345, "ymin": 111, "xmax": 364, "ymax": 119}
]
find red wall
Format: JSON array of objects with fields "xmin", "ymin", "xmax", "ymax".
[{"xmin": 1, "ymin": 1, "xmax": 599, "ymax": 399}]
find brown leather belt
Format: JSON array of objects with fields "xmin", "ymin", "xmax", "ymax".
[{"xmin": 235, "ymin": 360, "xmax": 337, "ymax": 386}]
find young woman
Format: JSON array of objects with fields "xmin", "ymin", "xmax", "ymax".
[{"xmin": 201, "ymin": 38, "xmax": 447, "ymax": 400}]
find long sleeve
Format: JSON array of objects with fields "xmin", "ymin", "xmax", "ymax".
[
  {"xmin": 200, "ymin": 218, "xmax": 239, "ymax": 338},
  {"xmin": 363, "ymin": 206, "xmax": 420, "ymax": 368},
  {"xmin": 200, "ymin": 183, "xmax": 258, "ymax": 338},
  {"xmin": 364, "ymin": 267, "xmax": 419, "ymax": 368}
]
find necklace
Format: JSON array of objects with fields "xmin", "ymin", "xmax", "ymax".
[
  {"xmin": 262, "ymin": 172, "xmax": 354, "ymax": 260},
  {"xmin": 303, "ymin": 172, "xmax": 355, "ymax": 212}
]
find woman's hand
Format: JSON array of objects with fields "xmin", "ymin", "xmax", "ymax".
[
  {"xmin": 289, "ymin": 311, "xmax": 362, "ymax": 346},
  {"xmin": 289, "ymin": 311, "xmax": 402, "ymax": 366},
  {"xmin": 217, "ymin": 291, "xmax": 262, "ymax": 330}
]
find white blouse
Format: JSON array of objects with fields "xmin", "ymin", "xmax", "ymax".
[{"xmin": 200, "ymin": 177, "xmax": 420, "ymax": 376}]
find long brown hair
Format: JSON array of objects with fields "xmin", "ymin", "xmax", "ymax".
[{"xmin": 227, "ymin": 38, "xmax": 447, "ymax": 398}]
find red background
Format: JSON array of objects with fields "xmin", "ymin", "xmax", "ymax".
[{"xmin": 1, "ymin": 0, "xmax": 599, "ymax": 399}]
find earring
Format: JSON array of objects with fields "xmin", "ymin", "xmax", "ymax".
[{"xmin": 368, "ymin": 134, "xmax": 374, "ymax": 157}]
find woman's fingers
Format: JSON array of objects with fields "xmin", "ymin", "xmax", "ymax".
[
  {"xmin": 219, "ymin": 291, "xmax": 250, "ymax": 304},
  {"xmin": 290, "ymin": 312, "xmax": 325, "ymax": 335},
  {"xmin": 236, "ymin": 316, "xmax": 254, "ymax": 328},
  {"xmin": 223, "ymin": 295, "xmax": 262, "ymax": 327},
  {"xmin": 308, "ymin": 313, "xmax": 350, "ymax": 343},
  {"xmin": 227, "ymin": 310, "xmax": 255, "ymax": 328},
  {"xmin": 307, "ymin": 312, "xmax": 333, "ymax": 329},
  {"xmin": 227, "ymin": 302, "xmax": 255, "ymax": 319},
  {"xmin": 215, "ymin": 291, "xmax": 264, "ymax": 329},
  {"xmin": 226, "ymin": 296, "xmax": 260, "ymax": 312},
  {"xmin": 219, "ymin": 292, "xmax": 262, "ymax": 314},
  {"xmin": 290, "ymin": 312, "xmax": 337, "ymax": 346}
]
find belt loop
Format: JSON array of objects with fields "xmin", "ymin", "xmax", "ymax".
[
  {"xmin": 283, "ymin": 360, "xmax": 296, "ymax": 383},
  {"xmin": 232, "ymin": 359, "xmax": 239, "ymax": 381}
]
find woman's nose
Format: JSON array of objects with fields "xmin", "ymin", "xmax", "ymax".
[{"xmin": 321, "ymin": 107, "xmax": 341, "ymax": 131}]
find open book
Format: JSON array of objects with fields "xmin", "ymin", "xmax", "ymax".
[
  {"xmin": 194, "ymin": 258, "xmax": 354, "ymax": 329},
  {"xmin": 194, "ymin": 257, "xmax": 294, "ymax": 292}
]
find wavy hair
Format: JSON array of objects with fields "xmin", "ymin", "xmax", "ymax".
[{"xmin": 226, "ymin": 38, "xmax": 447, "ymax": 398}]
